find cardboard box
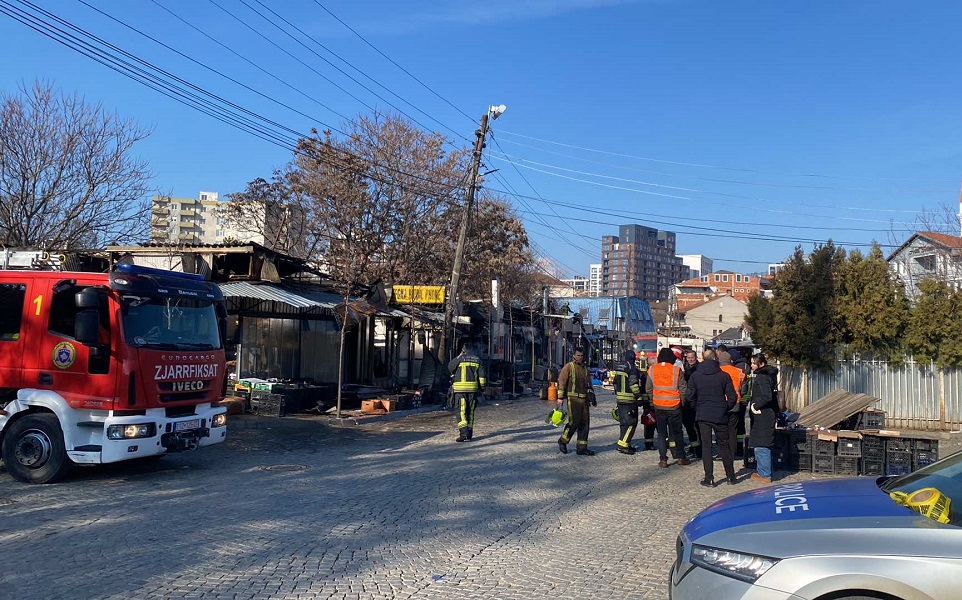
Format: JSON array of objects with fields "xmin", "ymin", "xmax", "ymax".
[
  {"xmin": 360, "ymin": 399, "xmax": 382, "ymax": 414},
  {"xmin": 379, "ymin": 399, "xmax": 397, "ymax": 412}
]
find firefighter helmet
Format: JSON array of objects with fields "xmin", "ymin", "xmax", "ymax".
[{"xmin": 545, "ymin": 408, "xmax": 566, "ymax": 427}]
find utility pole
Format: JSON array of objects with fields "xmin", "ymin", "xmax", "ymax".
[{"xmin": 439, "ymin": 105, "xmax": 504, "ymax": 364}]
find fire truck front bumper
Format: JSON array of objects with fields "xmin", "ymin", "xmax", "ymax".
[{"xmin": 68, "ymin": 405, "xmax": 228, "ymax": 464}]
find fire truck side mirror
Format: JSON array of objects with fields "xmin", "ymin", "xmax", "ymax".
[
  {"xmin": 76, "ymin": 288, "xmax": 100, "ymax": 309},
  {"xmin": 74, "ymin": 310, "xmax": 100, "ymax": 345}
]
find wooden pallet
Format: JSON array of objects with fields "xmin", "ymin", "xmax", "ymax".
[{"xmin": 795, "ymin": 389, "xmax": 880, "ymax": 429}]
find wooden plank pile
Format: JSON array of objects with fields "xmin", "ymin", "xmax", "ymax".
[{"xmin": 795, "ymin": 389, "xmax": 881, "ymax": 429}]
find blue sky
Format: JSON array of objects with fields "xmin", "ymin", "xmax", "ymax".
[{"xmin": 2, "ymin": 0, "xmax": 961, "ymax": 278}]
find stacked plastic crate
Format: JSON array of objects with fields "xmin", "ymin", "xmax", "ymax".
[
  {"xmin": 860, "ymin": 435, "xmax": 885, "ymax": 476},
  {"xmin": 885, "ymin": 437, "xmax": 914, "ymax": 476},
  {"xmin": 835, "ymin": 435, "xmax": 861, "ymax": 476},
  {"xmin": 812, "ymin": 436, "xmax": 836, "ymax": 474}
]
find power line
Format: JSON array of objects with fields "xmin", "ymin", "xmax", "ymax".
[
  {"xmin": 487, "ymin": 130, "xmax": 602, "ymax": 257},
  {"xmin": 493, "ymin": 136, "xmax": 954, "ymax": 198},
  {"xmin": 485, "ymin": 185, "xmax": 901, "ymax": 234},
  {"xmin": 512, "ymin": 207, "xmax": 895, "ymax": 248},
  {"xmin": 9, "ymin": 0, "xmax": 480, "ymax": 206},
  {"xmin": 488, "ymin": 148, "xmax": 933, "ymax": 215},
  {"xmin": 243, "ymin": 0, "xmax": 471, "ymax": 144},
  {"xmin": 76, "ymin": 0, "xmax": 348, "ymax": 133},
  {"xmin": 488, "ymin": 157, "xmax": 920, "ymax": 226},
  {"xmin": 495, "ymin": 129, "xmax": 953, "ymax": 184},
  {"xmin": 218, "ymin": 0, "xmax": 468, "ymax": 145},
  {"xmin": 309, "ymin": 0, "xmax": 476, "ymax": 124}
]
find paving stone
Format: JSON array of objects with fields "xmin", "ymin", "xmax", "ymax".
[{"xmin": 0, "ymin": 390, "xmax": 879, "ymax": 599}]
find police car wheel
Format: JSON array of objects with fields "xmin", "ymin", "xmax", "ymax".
[{"xmin": 2, "ymin": 414, "xmax": 71, "ymax": 484}]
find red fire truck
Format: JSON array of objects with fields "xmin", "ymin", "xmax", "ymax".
[{"xmin": 0, "ymin": 259, "xmax": 228, "ymax": 483}]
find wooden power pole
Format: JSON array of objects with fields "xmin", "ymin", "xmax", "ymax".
[{"xmin": 439, "ymin": 106, "xmax": 502, "ymax": 364}]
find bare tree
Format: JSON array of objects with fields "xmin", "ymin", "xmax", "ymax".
[{"xmin": 0, "ymin": 81, "xmax": 151, "ymax": 249}]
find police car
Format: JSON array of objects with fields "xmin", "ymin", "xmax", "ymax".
[{"xmin": 670, "ymin": 450, "xmax": 962, "ymax": 599}]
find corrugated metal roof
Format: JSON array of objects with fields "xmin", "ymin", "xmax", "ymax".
[
  {"xmin": 220, "ymin": 281, "xmax": 412, "ymax": 318},
  {"xmin": 219, "ymin": 281, "xmax": 341, "ymax": 309}
]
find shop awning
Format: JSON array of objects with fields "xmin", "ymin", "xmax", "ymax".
[
  {"xmin": 220, "ymin": 281, "xmax": 408, "ymax": 319},
  {"xmin": 220, "ymin": 281, "xmax": 341, "ymax": 309}
]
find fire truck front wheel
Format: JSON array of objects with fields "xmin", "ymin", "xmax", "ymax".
[{"xmin": 2, "ymin": 414, "xmax": 71, "ymax": 484}]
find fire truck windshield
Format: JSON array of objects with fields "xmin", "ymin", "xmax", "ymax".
[{"xmin": 122, "ymin": 296, "xmax": 222, "ymax": 350}]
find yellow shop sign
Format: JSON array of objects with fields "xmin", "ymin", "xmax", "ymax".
[{"xmin": 393, "ymin": 285, "xmax": 445, "ymax": 304}]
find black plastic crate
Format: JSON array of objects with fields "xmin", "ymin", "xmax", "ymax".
[
  {"xmin": 813, "ymin": 454, "xmax": 835, "ymax": 474},
  {"xmin": 914, "ymin": 439, "xmax": 939, "ymax": 453},
  {"xmin": 837, "ymin": 438, "xmax": 862, "ymax": 457},
  {"xmin": 862, "ymin": 458, "xmax": 884, "ymax": 476},
  {"xmin": 251, "ymin": 394, "xmax": 285, "ymax": 417},
  {"xmin": 798, "ymin": 452, "xmax": 813, "ymax": 472},
  {"xmin": 885, "ymin": 462, "xmax": 912, "ymax": 476},
  {"xmin": 856, "ymin": 411, "xmax": 885, "ymax": 430},
  {"xmin": 885, "ymin": 450, "xmax": 912, "ymax": 476},
  {"xmin": 835, "ymin": 456, "xmax": 859, "ymax": 476},
  {"xmin": 862, "ymin": 435, "xmax": 885, "ymax": 451},
  {"xmin": 773, "ymin": 448, "xmax": 795, "ymax": 470},
  {"xmin": 914, "ymin": 449, "xmax": 939, "ymax": 470},
  {"xmin": 743, "ymin": 446, "xmax": 756, "ymax": 470},
  {"xmin": 886, "ymin": 438, "xmax": 913, "ymax": 452},
  {"xmin": 813, "ymin": 438, "xmax": 836, "ymax": 455}
]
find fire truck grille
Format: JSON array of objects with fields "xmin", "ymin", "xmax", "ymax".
[{"xmin": 159, "ymin": 391, "xmax": 210, "ymax": 403}]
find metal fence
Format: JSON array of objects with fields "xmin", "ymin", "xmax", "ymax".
[{"xmin": 780, "ymin": 357, "xmax": 962, "ymax": 431}]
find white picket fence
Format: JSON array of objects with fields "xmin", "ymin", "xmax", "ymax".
[{"xmin": 779, "ymin": 357, "xmax": 962, "ymax": 431}]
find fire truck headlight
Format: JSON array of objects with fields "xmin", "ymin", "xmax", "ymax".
[
  {"xmin": 211, "ymin": 413, "xmax": 227, "ymax": 428},
  {"xmin": 107, "ymin": 423, "xmax": 157, "ymax": 440}
]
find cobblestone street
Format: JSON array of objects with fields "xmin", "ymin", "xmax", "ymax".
[{"xmin": 0, "ymin": 390, "xmax": 937, "ymax": 600}]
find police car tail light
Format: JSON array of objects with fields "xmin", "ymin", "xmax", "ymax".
[
  {"xmin": 211, "ymin": 413, "xmax": 227, "ymax": 428},
  {"xmin": 690, "ymin": 544, "xmax": 778, "ymax": 582},
  {"xmin": 107, "ymin": 423, "xmax": 157, "ymax": 440}
]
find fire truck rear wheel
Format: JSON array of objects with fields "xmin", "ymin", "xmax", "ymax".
[{"xmin": 2, "ymin": 414, "xmax": 71, "ymax": 484}]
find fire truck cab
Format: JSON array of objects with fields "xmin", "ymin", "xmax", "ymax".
[{"xmin": 0, "ymin": 261, "xmax": 228, "ymax": 483}]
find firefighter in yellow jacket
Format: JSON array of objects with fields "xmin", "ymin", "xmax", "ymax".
[
  {"xmin": 449, "ymin": 343, "xmax": 486, "ymax": 442},
  {"xmin": 556, "ymin": 347, "xmax": 596, "ymax": 455}
]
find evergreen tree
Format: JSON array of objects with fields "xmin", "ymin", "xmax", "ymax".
[
  {"xmin": 766, "ymin": 243, "xmax": 842, "ymax": 370},
  {"xmin": 904, "ymin": 278, "xmax": 962, "ymax": 368},
  {"xmin": 833, "ymin": 244, "xmax": 908, "ymax": 363},
  {"xmin": 745, "ymin": 293, "xmax": 773, "ymax": 350}
]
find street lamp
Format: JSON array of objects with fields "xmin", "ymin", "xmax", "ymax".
[{"xmin": 440, "ymin": 104, "xmax": 506, "ymax": 364}]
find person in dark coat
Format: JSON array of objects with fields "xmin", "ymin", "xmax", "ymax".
[
  {"xmin": 681, "ymin": 350, "xmax": 701, "ymax": 458},
  {"xmin": 748, "ymin": 354, "xmax": 779, "ymax": 483},
  {"xmin": 685, "ymin": 348, "xmax": 738, "ymax": 486},
  {"xmin": 611, "ymin": 350, "xmax": 642, "ymax": 454}
]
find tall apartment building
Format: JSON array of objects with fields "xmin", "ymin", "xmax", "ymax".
[
  {"xmin": 588, "ymin": 263, "xmax": 602, "ymax": 297},
  {"xmin": 601, "ymin": 224, "xmax": 687, "ymax": 301},
  {"xmin": 680, "ymin": 254, "xmax": 713, "ymax": 279},
  {"xmin": 150, "ymin": 191, "xmax": 301, "ymax": 254},
  {"xmin": 559, "ymin": 275, "xmax": 590, "ymax": 293}
]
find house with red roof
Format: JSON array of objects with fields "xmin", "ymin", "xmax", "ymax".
[{"xmin": 887, "ymin": 231, "xmax": 962, "ymax": 298}]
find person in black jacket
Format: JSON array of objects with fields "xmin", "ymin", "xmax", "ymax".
[
  {"xmin": 685, "ymin": 349, "xmax": 738, "ymax": 487},
  {"xmin": 748, "ymin": 354, "xmax": 779, "ymax": 483},
  {"xmin": 681, "ymin": 350, "xmax": 701, "ymax": 458},
  {"xmin": 611, "ymin": 350, "xmax": 642, "ymax": 454},
  {"xmin": 448, "ymin": 343, "xmax": 487, "ymax": 442}
]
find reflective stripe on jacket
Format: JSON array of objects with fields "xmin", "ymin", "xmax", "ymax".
[
  {"xmin": 650, "ymin": 362, "xmax": 682, "ymax": 409},
  {"xmin": 450, "ymin": 354, "xmax": 486, "ymax": 392},
  {"xmin": 720, "ymin": 365, "xmax": 745, "ymax": 401},
  {"xmin": 558, "ymin": 361, "xmax": 590, "ymax": 399},
  {"xmin": 612, "ymin": 363, "xmax": 640, "ymax": 403}
]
